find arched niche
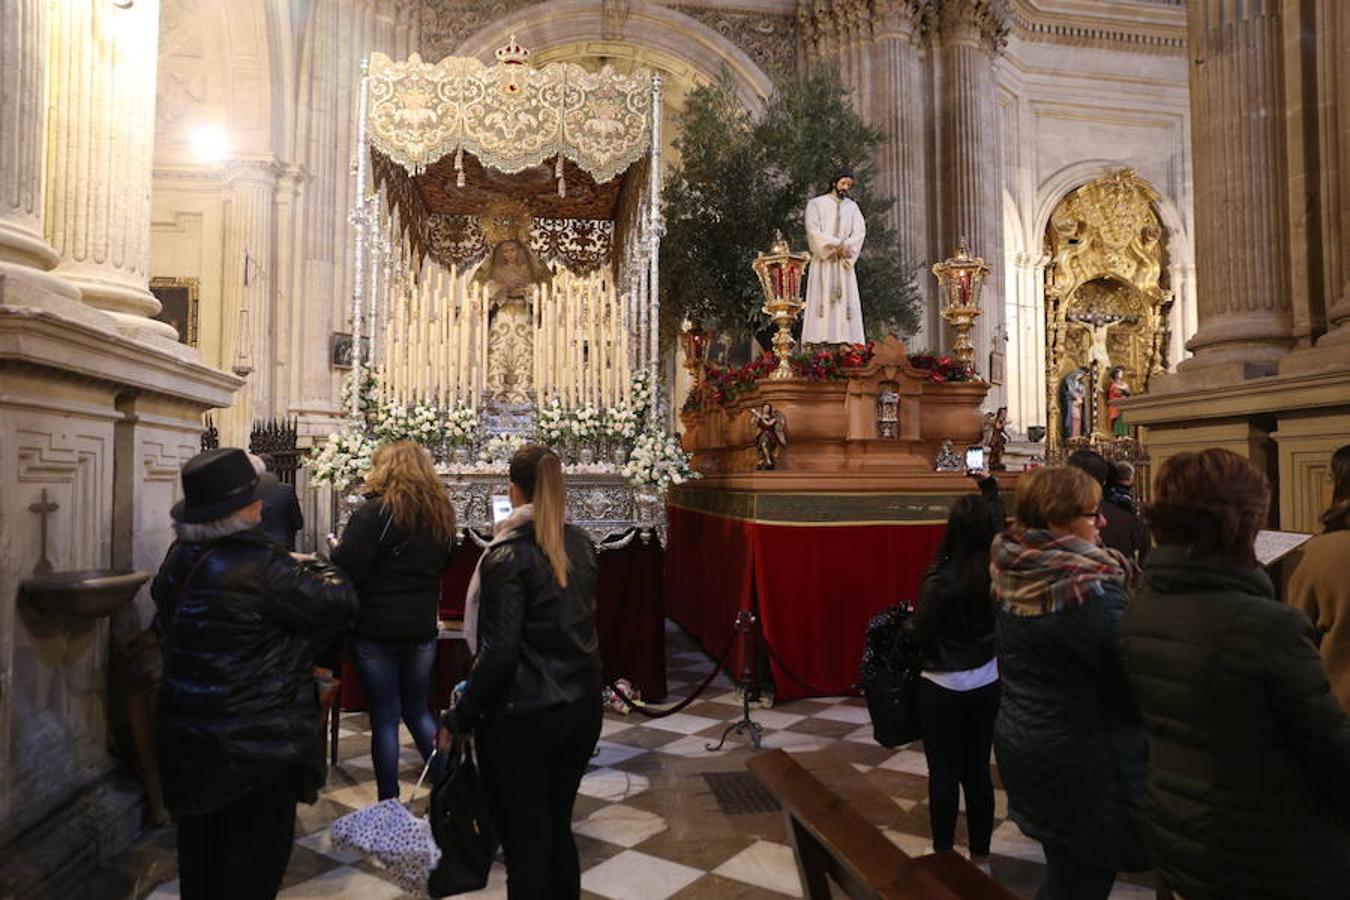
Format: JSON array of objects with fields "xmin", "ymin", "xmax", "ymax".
[{"xmin": 1042, "ymin": 169, "xmax": 1172, "ymax": 457}]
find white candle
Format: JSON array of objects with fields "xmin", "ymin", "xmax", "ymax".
[{"xmin": 479, "ymin": 281, "xmax": 489, "ymax": 406}]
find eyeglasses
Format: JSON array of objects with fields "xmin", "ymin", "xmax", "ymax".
[{"xmin": 1078, "ymin": 507, "xmax": 1106, "ymax": 522}]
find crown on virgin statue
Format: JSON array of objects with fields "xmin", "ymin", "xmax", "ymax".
[{"xmin": 495, "ymin": 36, "xmax": 530, "ymax": 66}]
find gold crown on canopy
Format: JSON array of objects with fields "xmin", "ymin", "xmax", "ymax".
[{"xmin": 495, "ymin": 35, "xmax": 530, "ymax": 66}]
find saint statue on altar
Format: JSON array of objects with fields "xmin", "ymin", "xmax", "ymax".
[
  {"xmin": 473, "ymin": 238, "xmax": 553, "ymax": 404},
  {"xmin": 1060, "ymin": 367, "xmax": 1088, "ymax": 441},
  {"xmin": 803, "ymin": 170, "xmax": 866, "ymax": 346},
  {"xmin": 1106, "ymin": 366, "xmax": 1131, "ymax": 437}
]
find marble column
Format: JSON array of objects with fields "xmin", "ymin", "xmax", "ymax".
[
  {"xmin": 288, "ymin": 0, "xmax": 410, "ymax": 428},
  {"xmin": 1167, "ymin": 261, "xmax": 1198, "ymax": 371},
  {"xmin": 219, "ymin": 160, "xmax": 279, "ymax": 444},
  {"xmin": 0, "ymin": 0, "xmax": 80, "ymax": 303},
  {"xmin": 44, "ymin": 0, "xmax": 178, "ymax": 341},
  {"xmin": 1175, "ymin": 0, "xmax": 1292, "ymax": 378},
  {"xmin": 935, "ymin": 0, "xmax": 1008, "ymax": 399},
  {"xmin": 870, "ymin": 1, "xmax": 932, "ymax": 343},
  {"xmin": 1007, "ymin": 252, "xmax": 1049, "ymax": 436},
  {"xmin": 1279, "ymin": 0, "xmax": 1350, "ymax": 372}
]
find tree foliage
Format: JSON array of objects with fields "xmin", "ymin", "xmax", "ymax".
[{"xmin": 659, "ymin": 69, "xmax": 922, "ymax": 346}]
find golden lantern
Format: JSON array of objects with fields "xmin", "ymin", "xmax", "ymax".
[
  {"xmin": 678, "ymin": 320, "xmax": 714, "ymax": 405},
  {"xmin": 931, "ymin": 238, "xmax": 989, "ymax": 370},
  {"xmin": 752, "ymin": 230, "xmax": 811, "ymax": 380}
]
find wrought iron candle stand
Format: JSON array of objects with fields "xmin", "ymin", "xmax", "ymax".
[{"xmin": 707, "ymin": 609, "xmax": 766, "ymax": 751}]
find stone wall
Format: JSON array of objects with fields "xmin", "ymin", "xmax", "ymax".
[
  {"xmin": 1119, "ymin": 0, "xmax": 1350, "ymax": 534},
  {"xmin": 0, "ymin": 1, "xmax": 239, "ymax": 892}
]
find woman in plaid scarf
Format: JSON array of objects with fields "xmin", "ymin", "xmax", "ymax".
[{"xmin": 991, "ymin": 466, "xmax": 1147, "ymax": 900}]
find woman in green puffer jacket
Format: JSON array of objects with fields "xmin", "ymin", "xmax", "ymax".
[{"xmin": 1119, "ymin": 448, "xmax": 1350, "ymax": 900}]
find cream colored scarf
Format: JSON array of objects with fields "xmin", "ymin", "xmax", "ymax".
[{"xmin": 464, "ymin": 503, "xmax": 534, "ymax": 654}]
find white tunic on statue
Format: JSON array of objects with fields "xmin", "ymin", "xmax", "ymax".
[{"xmin": 803, "ymin": 193, "xmax": 866, "ymax": 344}]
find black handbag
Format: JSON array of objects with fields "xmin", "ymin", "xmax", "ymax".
[
  {"xmin": 427, "ymin": 737, "xmax": 498, "ymax": 897},
  {"xmin": 859, "ymin": 605, "xmax": 923, "ymax": 748}
]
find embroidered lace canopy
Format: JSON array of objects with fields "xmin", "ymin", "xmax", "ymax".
[{"xmin": 366, "ymin": 49, "xmax": 655, "ymax": 183}]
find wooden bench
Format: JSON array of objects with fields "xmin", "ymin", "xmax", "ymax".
[{"xmin": 747, "ymin": 750, "xmax": 1019, "ymax": 900}]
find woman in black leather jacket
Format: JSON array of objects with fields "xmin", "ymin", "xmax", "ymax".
[
  {"xmin": 440, "ymin": 444, "xmax": 602, "ymax": 900},
  {"xmin": 907, "ymin": 494, "xmax": 999, "ymax": 871},
  {"xmin": 332, "ymin": 441, "xmax": 456, "ymax": 800}
]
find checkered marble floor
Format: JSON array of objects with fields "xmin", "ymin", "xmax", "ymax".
[{"xmin": 120, "ymin": 620, "xmax": 1158, "ymax": 899}]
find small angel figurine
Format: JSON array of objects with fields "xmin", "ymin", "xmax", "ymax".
[
  {"xmin": 750, "ymin": 403, "xmax": 788, "ymax": 470},
  {"xmin": 987, "ymin": 406, "xmax": 1009, "ymax": 472}
]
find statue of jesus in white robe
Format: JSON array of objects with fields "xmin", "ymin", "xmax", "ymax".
[{"xmin": 803, "ymin": 171, "xmax": 866, "ymax": 345}]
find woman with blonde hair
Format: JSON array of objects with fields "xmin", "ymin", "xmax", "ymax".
[
  {"xmin": 439, "ymin": 444, "xmax": 601, "ymax": 899},
  {"xmin": 333, "ymin": 440, "xmax": 456, "ymax": 800},
  {"xmin": 991, "ymin": 465, "xmax": 1146, "ymax": 899}
]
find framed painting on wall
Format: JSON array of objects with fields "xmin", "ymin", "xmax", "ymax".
[
  {"xmin": 331, "ymin": 333, "xmax": 370, "ymax": 369},
  {"xmin": 989, "ymin": 348, "xmax": 1006, "ymax": 386},
  {"xmin": 149, "ymin": 276, "xmax": 200, "ymax": 346}
]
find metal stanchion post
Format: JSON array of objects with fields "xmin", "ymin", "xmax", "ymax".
[{"xmin": 707, "ymin": 610, "xmax": 765, "ymax": 751}]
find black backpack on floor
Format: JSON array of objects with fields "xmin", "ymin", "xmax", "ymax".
[{"xmin": 858, "ymin": 605, "xmax": 923, "ymax": 748}]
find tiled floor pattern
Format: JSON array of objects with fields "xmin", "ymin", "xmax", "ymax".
[{"xmin": 112, "ymin": 620, "xmax": 1158, "ymax": 899}]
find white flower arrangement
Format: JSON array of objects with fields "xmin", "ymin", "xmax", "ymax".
[
  {"xmin": 444, "ymin": 405, "xmax": 481, "ymax": 446},
  {"xmin": 478, "ymin": 432, "xmax": 529, "ymax": 465},
  {"xmin": 372, "ymin": 401, "xmax": 445, "ymax": 447},
  {"xmin": 621, "ymin": 428, "xmax": 697, "ymax": 492},
  {"xmin": 310, "ymin": 428, "xmax": 378, "ymax": 487},
  {"xmin": 571, "ymin": 405, "xmax": 602, "ymax": 441},
  {"xmin": 372, "ymin": 402, "xmax": 410, "ymax": 444},
  {"xmin": 629, "ymin": 370, "xmax": 656, "ymax": 420},
  {"xmin": 535, "ymin": 397, "xmax": 568, "ymax": 446},
  {"xmin": 603, "ymin": 403, "xmax": 640, "ymax": 442},
  {"xmin": 340, "ymin": 369, "xmax": 381, "ymax": 421},
  {"xmin": 404, "ymin": 403, "xmax": 443, "ymax": 445}
]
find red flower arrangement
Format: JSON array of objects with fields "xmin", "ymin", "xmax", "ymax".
[
  {"xmin": 684, "ymin": 343, "xmax": 875, "ymax": 412},
  {"xmin": 907, "ymin": 354, "xmax": 979, "ymax": 383}
]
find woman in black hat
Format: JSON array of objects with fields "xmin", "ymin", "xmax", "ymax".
[{"xmin": 153, "ymin": 447, "xmax": 358, "ymax": 900}]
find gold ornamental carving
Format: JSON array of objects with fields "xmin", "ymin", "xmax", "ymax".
[
  {"xmin": 1044, "ymin": 169, "xmax": 1171, "ymax": 457},
  {"xmin": 366, "ymin": 48, "xmax": 653, "ymax": 182}
]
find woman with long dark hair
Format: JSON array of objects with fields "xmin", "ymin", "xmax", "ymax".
[
  {"xmin": 332, "ymin": 441, "xmax": 456, "ymax": 800},
  {"xmin": 1290, "ymin": 444, "xmax": 1350, "ymax": 711},
  {"xmin": 907, "ymin": 494, "xmax": 999, "ymax": 870},
  {"xmin": 439, "ymin": 445, "xmax": 601, "ymax": 899}
]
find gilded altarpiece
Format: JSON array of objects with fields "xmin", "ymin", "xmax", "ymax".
[{"xmin": 1044, "ymin": 170, "xmax": 1171, "ymax": 457}]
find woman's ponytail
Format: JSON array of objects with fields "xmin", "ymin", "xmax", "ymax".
[{"xmin": 510, "ymin": 445, "xmax": 571, "ymax": 586}]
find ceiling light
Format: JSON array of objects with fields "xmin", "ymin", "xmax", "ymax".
[{"xmin": 190, "ymin": 124, "xmax": 230, "ymax": 164}]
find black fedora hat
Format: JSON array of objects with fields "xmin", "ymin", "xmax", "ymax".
[{"xmin": 171, "ymin": 448, "xmax": 261, "ymax": 523}]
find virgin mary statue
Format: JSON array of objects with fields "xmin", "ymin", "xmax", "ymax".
[{"xmin": 473, "ymin": 239, "xmax": 552, "ymax": 403}]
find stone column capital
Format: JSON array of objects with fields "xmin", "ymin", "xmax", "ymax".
[
  {"xmin": 225, "ymin": 158, "xmax": 285, "ymax": 188},
  {"xmin": 872, "ymin": 0, "xmax": 925, "ymax": 40},
  {"xmin": 1014, "ymin": 251, "xmax": 1050, "ymax": 269},
  {"xmin": 934, "ymin": 0, "xmax": 1010, "ymax": 53}
]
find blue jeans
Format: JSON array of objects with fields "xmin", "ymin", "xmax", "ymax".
[{"xmin": 351, "ymin": 637, "xmax": 438, "ymax": 800}]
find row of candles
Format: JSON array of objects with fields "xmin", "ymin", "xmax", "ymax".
[{"xmin": 373, "ymin": 263, "xmax": 633, "ymax": 409}]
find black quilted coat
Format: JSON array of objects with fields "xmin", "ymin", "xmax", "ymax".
[
  {"xmin": 1119, "ymin": 546, "xmax": 1350, "ymax": 899},
  {"xmin": 152, "ymin": 527, "xmax": 358, "ymax": 815},
  {"xmin": 994, "ymin": 580, "xmax": 1149, "ymax": 872}
]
